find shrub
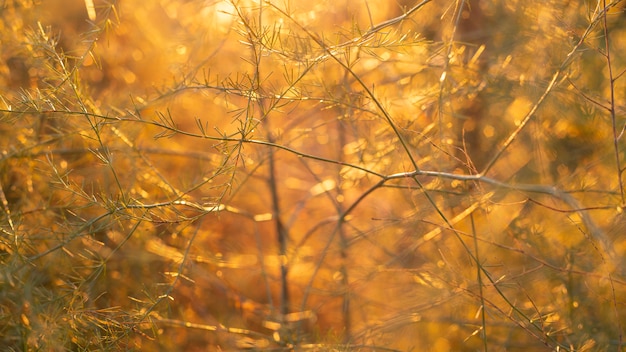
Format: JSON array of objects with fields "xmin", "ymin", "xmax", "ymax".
[{"xmin": 1, "ymin": 0, "xmax": 625, "ymax": 350}]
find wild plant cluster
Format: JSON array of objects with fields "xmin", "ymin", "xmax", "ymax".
[{"xmin": 0, "ymin": 0, "xmax": 625, "ymax": 350}]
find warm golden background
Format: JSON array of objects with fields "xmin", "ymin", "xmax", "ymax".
[{"xmin": 1, "ymin": 0, "xmax": 626, "ymax": 350}]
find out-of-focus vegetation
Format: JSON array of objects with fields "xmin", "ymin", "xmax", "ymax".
[{"xmin": 1, "ymin": 0, "xmax": 625, "ymax": 350}]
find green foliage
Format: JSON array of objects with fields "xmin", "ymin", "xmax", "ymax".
[{"xmin": 1, "ymin": 0, "xmax": 626, "ymax": 350}]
